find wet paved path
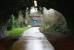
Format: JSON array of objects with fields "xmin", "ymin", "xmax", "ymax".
[{"xmin": 12, "ymin": 27, "xmax": 55, "ymax": 50}]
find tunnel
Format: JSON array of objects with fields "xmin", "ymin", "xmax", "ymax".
[{"xmin": 0, "ymin": 0, "xmax": 74, "ymax": 50}]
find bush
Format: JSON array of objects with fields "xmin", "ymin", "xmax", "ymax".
[{"xmin": 6, "ymin": 27, "xmax": 28, "ymax": 37}]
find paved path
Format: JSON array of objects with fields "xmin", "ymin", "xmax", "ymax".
[{"xmin": 12, "ymin": 27, "xmax": 55, "ymax": 50}]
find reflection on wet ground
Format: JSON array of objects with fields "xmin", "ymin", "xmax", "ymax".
[
  {"xmin": 12, "ymin": 27, "xmax": 55, "ymax": 50},
  {"xmin": 0, "ymin": 27, "xmax": 74, "ymax": 50}
]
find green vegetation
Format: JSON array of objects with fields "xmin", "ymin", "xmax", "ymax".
[
  {"xmin": 6, "ymin": 13, "xmax": 29, "ymax": 37},
  {"xmin": 6, "ymin": 27, "xmax": 29, "ymax": 37}
]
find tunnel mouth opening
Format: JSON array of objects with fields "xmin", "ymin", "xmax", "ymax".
[
  {"xmin": 27, "ymin": 7, "xmax": 68, "ymax": 33},
  {"xmin": 4, "ymin": 6, "xmax": 70, "ymax": 38}
]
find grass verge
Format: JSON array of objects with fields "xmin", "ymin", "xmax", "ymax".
[{"xmin": 6, "ymin": 27, "xmax": 29, "ymax": 37}]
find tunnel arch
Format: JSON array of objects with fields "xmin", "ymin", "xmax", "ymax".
[{"xmin": 0, "ymin": 0, "xmax": 74, "ymax": 38}]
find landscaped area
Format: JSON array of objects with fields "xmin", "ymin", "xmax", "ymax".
[{"xmin": 6, "ymin": 27, "xmax": 29, "ymax": 37}]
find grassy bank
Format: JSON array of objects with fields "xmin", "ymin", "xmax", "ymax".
[{"xmin": 6, "ymin": 27, "xmax": 29, "ymax": 37}]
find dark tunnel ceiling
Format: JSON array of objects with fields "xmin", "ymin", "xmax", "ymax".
[
  {"xmin": 0, "ymin": 0, "xmax": 59, "ymax": 19},
  {"xmin": 0, "ymin": 0, "xmax": 74, "ymax": 25},
  {"xmin": 0, "ymin": 0, "xmax": 73, "ymax": 13},
  {"xmin": 0, "ymin": 0, "xmax": 74, "ymax": 18}
]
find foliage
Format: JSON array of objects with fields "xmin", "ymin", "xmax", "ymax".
[
  {"xmin": 6, "ymin": 27, "xmax": 28, "ymax": 37},
  {"xmin": 40, "ymin": 9, "xmax": 69, "ymax": 33}
]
